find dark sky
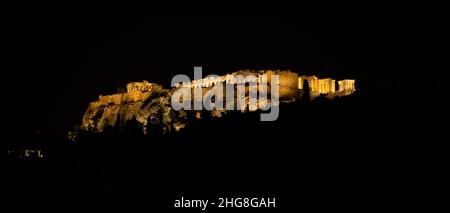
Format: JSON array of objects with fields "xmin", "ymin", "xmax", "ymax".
[{"xmin": 2, "ymin": 3, "xmax": 448, "ymax": 133}]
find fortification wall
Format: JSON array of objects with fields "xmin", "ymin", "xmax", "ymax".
[
  {"xmin": 278, "ymin": 71, "xmax": 299, "ymax": 101},
  {"xmin": 123, "ymin": 91, "xmax": 151, "ymax": 102},
  {"xmin": 98, "ymin": 94, "xmax": 122, "ymax": 104},
  {"xmin": 92, "ymin": 90, "xmax": 152, "ymax": 106},
  {"xmin": 185, "ymin": 70, "xmax": 299, "ymax": 102}
]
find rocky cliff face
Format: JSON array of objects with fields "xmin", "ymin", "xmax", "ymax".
[
  {"xmin": 81, "ymin": 82, "xmax": 189, "ymax": 134},
  {"xmin": 80, "ymin": 82, "xmax": 264, "ymax": 135}
]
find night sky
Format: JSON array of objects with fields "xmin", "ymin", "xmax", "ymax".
[{"xmin": 3, "ymin": 3, "xmax": 448, "ymax": 133}]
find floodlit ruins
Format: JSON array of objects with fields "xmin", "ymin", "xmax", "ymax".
[{"xmin": 81, "ymin": 69, "xmax": 356, "ymax": 132}]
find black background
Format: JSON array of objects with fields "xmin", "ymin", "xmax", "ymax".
[
  {"xmin": 3, "ymin": 2, "xmax": 448, "ymax": 133},
  {"xmin": 3, "ymin": 2, "xmax": 448, "ymax": 211}
]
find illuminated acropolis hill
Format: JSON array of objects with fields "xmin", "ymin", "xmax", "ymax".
[
  {"xmin": 86, "ymin": 70, "xmax": 355, "ymax": 110},
  {"xmin": 81, "ymin": 70, "xmax": 355, "ymax": 131}
]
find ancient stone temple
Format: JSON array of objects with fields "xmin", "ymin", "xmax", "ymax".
[
  {"xmin": 338, "ymin": 79, "xmax": 356, "ymax": 93},
  {"xmin": 298, "ymin": 76, "xmax": 337, "ymax": 95},
  {"xmin": 318, "ymin": 78, "xmax": 336, "ymax": 94}
]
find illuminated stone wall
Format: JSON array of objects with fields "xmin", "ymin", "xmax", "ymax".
[
  {"xmin": 182, "ymin": 70, "xmax": 299, "ymax": 101},
  {"xmin": 127, "ymin": 80, "xmax": 160, "ymax": 93},
  {"xmin": 277, "ymin": 71, "xmax": 299, "ymax": 101}
]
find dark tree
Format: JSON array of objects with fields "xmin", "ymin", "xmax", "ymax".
[
  {"xmin": 123, "ymin": 116, "xmax": 144, "ymax": 137},
  {"xmin": 302, "ymin": 79, "xmax": 311, "ymax": 101}
]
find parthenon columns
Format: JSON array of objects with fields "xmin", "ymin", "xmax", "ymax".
[{"xmin": 338, "ymin": 80, "xmax": 356, "ymax": 92}]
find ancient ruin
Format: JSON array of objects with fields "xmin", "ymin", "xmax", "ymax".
[{"xmin": 81, "ymin": 69, "xmax": 356, "ymax": 133}]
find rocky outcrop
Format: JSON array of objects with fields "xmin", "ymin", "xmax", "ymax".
[
  {"xmin": 81, "ymin": 82, "xmax": 193, "ymax": 134},
  {"xmin": 81, "ymin": 70, "xmax": 355, "ymax": 134}
]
